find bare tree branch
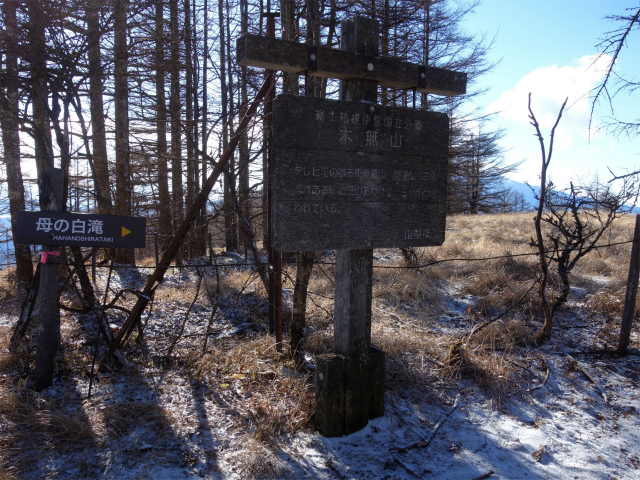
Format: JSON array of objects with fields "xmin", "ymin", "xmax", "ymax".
[{"xmin": 589, "ymin": 6, "xmax": 640, "ymax": 137}]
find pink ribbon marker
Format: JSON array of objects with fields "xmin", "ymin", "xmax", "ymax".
[{"xmin": 41, "ymin": 251, "xmax": 60, "ymax": 263}]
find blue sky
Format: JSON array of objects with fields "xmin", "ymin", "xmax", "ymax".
[{"xmin": 464, "ymin": 0, "xmax": 639, "ymax": 188}]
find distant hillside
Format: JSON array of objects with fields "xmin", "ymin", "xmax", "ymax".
[
  {"xmin": 501, "ymin": 178, "xmax": 539, "ymax": 211},
  {"xmin": 501, "ymin": 177, "xmax": 639, "ymax": 214}
]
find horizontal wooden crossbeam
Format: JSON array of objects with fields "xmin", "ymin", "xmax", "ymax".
[{"xmin": 236, "ymin": 34, "xmax": 467, "ymax": 97}]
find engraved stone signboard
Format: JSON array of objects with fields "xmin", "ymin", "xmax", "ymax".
[{"xmin": 271, "ymin": 94, "xmax": 449, "ymax": 252}]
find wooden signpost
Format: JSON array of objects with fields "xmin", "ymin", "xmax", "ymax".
[
  {"xmin": 238, "ymin": 15, "xmax": 466, "ymax": 436},
  {"xmin": 14, "ymin": 168, "xmax": 147, "ymax": 390},
  {"xmin": 15, "ymin": 211, "xmax": 146, "ymax": 248}
]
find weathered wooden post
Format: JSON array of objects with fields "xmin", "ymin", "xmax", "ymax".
[
  {"xmin": 34, "ymin": 167, "xmax": 64, "ymax": 391},
  {"xmin": 237, "ymin": 14, "xmax": 465, "ymax": 436},
  {"xmin": 333, "ymin": 16, "xmax": 380, "ymax": 433},
  {"xmin": 620, "ymin": 214, "xmax": 640, "ymax": 352}
]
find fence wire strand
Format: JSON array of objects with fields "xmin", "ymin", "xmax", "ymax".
[{"xmin": 0, "ymin": 239, "xmax": 634, "ymax": 272}]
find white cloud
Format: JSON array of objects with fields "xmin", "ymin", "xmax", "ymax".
[{"xmin": 487, "ymin": 54, "xmax": 612, "ymax": 149}]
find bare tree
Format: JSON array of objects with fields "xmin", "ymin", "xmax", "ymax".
[
  {"xmin": 590, "ymin": 5, "xmax": 640, "ymax": 140},
  {"xmin": 541, "ymin": 180, "xmax": 637, "ymax": 314},
  {"xmin": 528, "ymin": 93, "xmax": 566, "ymax": 345},
  {"xmin": 529, "ymin": 93, "xmax": 637, "ymax": 345}
]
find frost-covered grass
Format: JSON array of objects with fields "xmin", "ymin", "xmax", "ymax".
[{"xmin": 0, "ymin": 212, "xmax": 638, "ymax": 479}]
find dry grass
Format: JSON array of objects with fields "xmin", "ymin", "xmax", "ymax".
[
  {"xmin": 0, "ymin": 388, "xmax": 97, "ymax": 452},
  {"xmin": 0, "ymin": 211, "xmax": 637, "ymax": 477},
  {"xmin": 225, "ymin": 436, "xmax": 294, "ymax": 479},
  {"xmin": 102, "ymin": 402, "xmax": 173, "ymax": 438},
  {"xmin": 363, "ymin": 211, "xmax": 637, "ymax": 399},
  {"xmin": 194, "ymin": 336, "xmax": 315, "ymax": 444}
]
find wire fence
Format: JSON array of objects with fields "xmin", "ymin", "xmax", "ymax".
[{"xmin": 0, "ymin": 234, "xmax": 635, "ymax": 273}]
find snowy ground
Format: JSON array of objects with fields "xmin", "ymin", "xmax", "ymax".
[{"xmin": 0, "ymin": 257, "xmax": 638, "ymax": 479}]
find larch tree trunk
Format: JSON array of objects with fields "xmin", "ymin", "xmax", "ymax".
[
  {"xmin": 85, "ymin": 0, "xmax": 115, "ymax": 273},
  {"xmin": 170, "ymin": 0, "xmax": 184, "ymax": 236},
  {"xmin": 189, "ymin": 0, "xmax": 205, "ymax": 257},
  {"xmin": 87, "ymin": 0, "xmax": 113, "ymax": 218},
  {"xmin": 201, "ymin": 0, "xmax": 209, "ymax": 247},
  {"xmin": 219, "ymin": 0, "xmax": 237, "ymax": 252},
  {"xmin": 1, "ymin": 0, "xmax": 33, "ymax": 283},
  {"xmin": 239, "ymin": 0, "xmax": 250, "ymax": 255},
  {"xmin": 185, "ymin": 0, "xmax": 196, "ymax": 257},
  {"xmin": 226, "ymin": 0, "xmax": 238, "ymax": 252},
  {"xmin": 290, "ymin": 251, "xmax": 315, "ymax": 355},
  {"xmin": 113, "ymin": 0, "xmax": 135, "ymax": 264},
  {"xmin": 155, "ymin": 0, "xmax": 173, "ymax": 251},
  {"xmin": 29, "ymin": 0, "xmax": 54, "ymax": 182}
]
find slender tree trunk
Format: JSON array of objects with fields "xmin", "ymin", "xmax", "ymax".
[
  {"xmin": 261, "ymin": 5, "xmax": 277, "ymax": 247},
  {"xmin": 29, "ymin": 0, "xmax": 54, "ymax": 182},
  {"xmin": 170, "ymin": 0, "xmax": 184, "ymax": 235},
  {"xmin": 528, "ymin": 94, "xmax": 567, "ymax": 345},
  {"xmin": 1, "ymin": 1, "xmax": 32, "ymax": 282},
  {"xmin": 380, "ymin": 0, "xmax": 390, "ymax": 106},
  {"xmin": 201, "ymin": 0, "xmax": 209, "ymax": 244},
  {"xmin": 185, "ymin": 0, "xmax": 195, "ymax": 258},
  {"xmin": 114, "ymin": 0, "xmax": 134, "ymax": 264},
  {"xmin": 239, "ymin": 0, "xmax": 250, "ymax": 255},
  {"xmin": 190, "ymin": 0, "xmax": 205, "ymax": 256},
  {"xmin": 34, "ymin": 168, "xmax": 63, "ymax": 391},
  {"xmin": 219, "ymin": 0, "xmax": 237, "ymax": 252},
  {"xmin": 288, "ymin": 0, "xmax": 323, "ymax": 356},
  {"xmin": 469, "ymin": 136, "xmax": 479, "ymax": 214},
  {"xmin": 421, "ymin": 2, "xmax": 430, "ymax": 109},
  {"xmin": 227, "ymin": 0, "xmax": 238, "ymax": 252},
  {"xmin": 306, "ymin": 0, "xmax": 324, "ymax": 97},
  {"xmin": 155, "ymin": 0, "xmax": 173, "ymax": 251},
  {"xmin": 290, "ymin": 251, "xmax": 315, "ymax": 354},
  {"xmin": 87, "ymin": 0, "xmax": 113, "ymax": 219}
]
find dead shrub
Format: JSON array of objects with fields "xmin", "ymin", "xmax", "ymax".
[
  {"xmin": 473, "ymin": 319, "xmax": 532, "ymax": 348},
  {"xmin": 222, "ymin": 268, "xmax": 266, "ymax": 297},
  {"xmin": 462, "ymin": 264, "xmax": 513, "ymax": 300},
  {"xmin": 450, "ymin": 336, "xmax": 518, "ymax": 402},
  {"xmin": 585, "ymin": 288, "xmax": 626, "ymax": 317},
  {"xmin": 305, "ymin": 330, "xmax": 332, "ymax": 355}
]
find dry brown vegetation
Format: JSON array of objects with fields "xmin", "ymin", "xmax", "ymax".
[{"xmin": 0, "ymin": 212, "xmax": 638, "ymax": 478}]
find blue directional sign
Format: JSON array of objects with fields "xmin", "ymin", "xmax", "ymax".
[{"xmin": 15, "ymin": 211, "xmax": 146, "ymax": 248}]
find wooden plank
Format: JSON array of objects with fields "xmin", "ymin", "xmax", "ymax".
[
  {"xmin": 315, "ymin": 354, "xmax": 346, "ymax": 437},
  {"xmin": 368, "ymin": 346, "xmax": 385, "ymax": 419},
  {"xmin": 237, "ymin": 34, "xmax": 467, "ymax": 96},
  {"xmin": 271, "ymin": 94, "xmax": 449, "ymax": 252}
]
